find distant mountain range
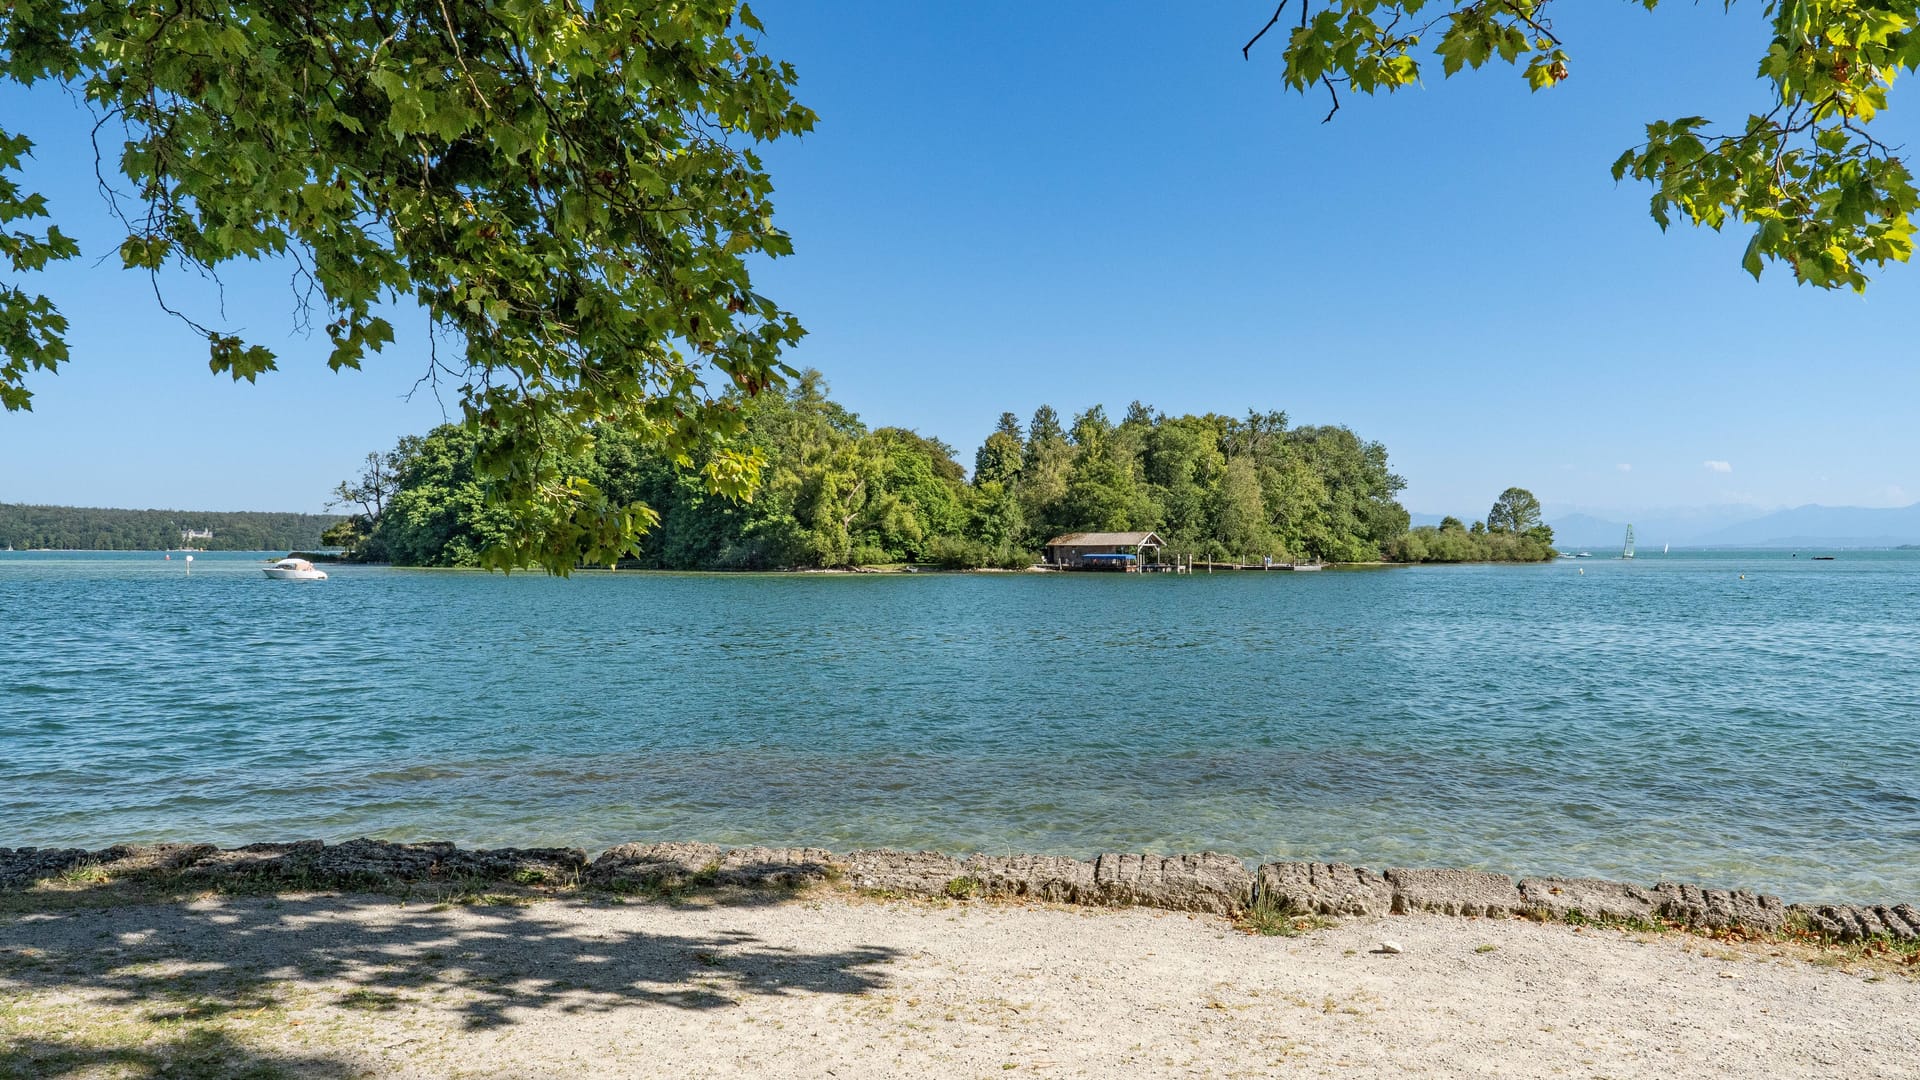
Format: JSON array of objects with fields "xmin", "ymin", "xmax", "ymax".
[
  {"xmin": 1685, "ymin": 503, "xmax": 1920, "ymax": 548},
  {"xmin": 1412, "ymin": 503, "xmax": 1920, "ymax": 549}
]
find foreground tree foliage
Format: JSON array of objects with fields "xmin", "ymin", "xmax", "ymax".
[
  {"xmin": 336, "ymin": 376, "xmax": 1443, "ymax": 568},
  {"xmin": 1249, "ymin": 1, "xmax": 1920, "ymax": 290},
  {"xmin": 0, "ymin": 0, "xmax": 811, "ymax": 572}
]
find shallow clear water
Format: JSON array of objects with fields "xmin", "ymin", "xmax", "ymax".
[{"xmin": 3, "ymin": 549, "xmax": 1917, "ymax": 902}]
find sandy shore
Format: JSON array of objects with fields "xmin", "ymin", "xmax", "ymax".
[{"xmin": 2, "ymin": 889, "xmax": 1915, "ymax": 1079}]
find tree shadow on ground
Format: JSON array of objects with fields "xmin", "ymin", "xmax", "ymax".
[
  {"xmin": 0, "ymin": 890, "xmax": 901, "ymax": 1038},
  {"xmin": 1, "ymin": 1028, "xmax": 357, "ymax": 1080}
]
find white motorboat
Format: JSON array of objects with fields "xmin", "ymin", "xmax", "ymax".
[{"xmin": 264, "ymin": 557, "xmax": 328, "ymax": 581}]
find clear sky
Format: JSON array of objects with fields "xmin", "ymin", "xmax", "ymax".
[{"xmin": 3, "ymin": 2, "xmax": 1917, "ymax": 518}]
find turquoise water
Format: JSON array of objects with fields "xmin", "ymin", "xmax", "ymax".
[{"xmin": 3, "ymin": 549, "xmax": 1917, "ymax": 902}]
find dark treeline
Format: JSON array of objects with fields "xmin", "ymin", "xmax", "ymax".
[
  {"xmin": 0, "ymin": 504, "xmax": 343, "ymax": 551},
  {"xmin": 329, "ymin": 373, "xmax": 1549, "ymax": 569}
]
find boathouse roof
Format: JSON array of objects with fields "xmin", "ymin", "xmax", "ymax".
[{"xmin": 1043, "ymin": 531, "xmax": 1165, "ymax": 548}]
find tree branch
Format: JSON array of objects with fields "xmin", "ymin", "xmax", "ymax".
[{"xmin": 1242, "ymin": 1, "xmax": 1291, "ymax": 59}]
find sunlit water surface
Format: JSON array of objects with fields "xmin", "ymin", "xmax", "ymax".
[{"xmin": 3, "ymin": 549, "xmax": 1917, "ymax": 901}]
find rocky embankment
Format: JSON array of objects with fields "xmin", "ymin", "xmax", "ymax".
[{"xmin": 2, "ymin": 839, "xmax": 1914, "ymax": 943}]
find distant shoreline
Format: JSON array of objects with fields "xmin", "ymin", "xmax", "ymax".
[{"xmin": 8, "ymin": 549, "xmax": 1913, "ymax": 572}]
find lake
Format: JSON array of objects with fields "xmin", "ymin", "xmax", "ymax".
[{"xmin": 3, "ymin": 549, "xmax": 1916, "ymax": 902}]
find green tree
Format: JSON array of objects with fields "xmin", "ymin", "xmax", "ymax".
[
  {"xmin": 1018, "ymin": 433, "xmax": 1075, "ymax": 543},
  {"xmin": 1487, "ymin": 487, "xmax": 1544, "ymax": 534},
  {"xmin": 367, "ymin": 424, "xmax": 528, "ymax": 567},
  {"xmin": 853, "ymin": 428, "xmax": 966, "ymax": 562},
  {"xmin": 963, "ymin": 480, "xmax": 1024, "ymax": 552},
  {"xmin": 1019, "ymin": 404, "xmax": 1072, "ymax": 540},
  {"xmin": 319, "ymin": 517, "xmax": 363, "ymax": 551},
  {"xmin": 1265, "ymin": 455, "xmax": 1331, "ymax": 560},
  {"xmin": 1223, "ymin": 409, "xmax": 1289, "ymax": 462},
  {"xmin": 976, "ymin": 411, "xmax": 1027, "ymax": 485},
  {"xmin": 1279, "ymin": 425, "xmax": 1406, "ymax": 561},
  {"xmin": 1025, "ymin": 405, "xmax": 1065, "ymax": 457},
  {"xmin": 329, "ymin": 449, "xmax": 405, "ymax": 520},
  {"xmin": 1211, "ymin": 456, "xmax": 1275, "ymax": 560},
  {"xmin": 1, "ymin": 0, "xmax": 814, "ymax": 572},
  {"xmin": 974, "ymin": 430, "xmax": 1024, "ymax": 486},
  {"xmin": 1061, "ymin": 445, "xmax": 1153, "ymax": 534},
  {"xmin": 1141, "ymin": 416, "xmax": 1226, "ymax": 547},
  {"xmin": 1244, "ymin": 1, "xmax": 1918, "ymax": 290},
  {"xmin": 1069, "ymin": 405, "xmax": 1113, "ymax": 449}
]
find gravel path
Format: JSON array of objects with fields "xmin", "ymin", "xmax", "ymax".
[{"xmin": 2, "ymin": 892, "xmax": 1916, "ymax": 1078}]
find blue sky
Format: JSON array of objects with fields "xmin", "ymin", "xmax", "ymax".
[{"xmin": 3, "ymin": 2, "xmax": 1917, "ymax": 518}]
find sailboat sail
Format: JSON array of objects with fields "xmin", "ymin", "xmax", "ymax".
[{"xmin": 1623, "ymin": 525, "xmax": 1636, "ymax": 560}]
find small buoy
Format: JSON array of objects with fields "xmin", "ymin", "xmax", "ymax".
[
  {"xmin": 185, "ymin": 555, "xmax": 193, "ymax": 563},
  {"xmin": 1578, "ymin": 568, "xmax": 1584, "ymax": 575},
  {"xmin": 1739, "ymin": 574, "xmax": 1745, "ymax": 580}
]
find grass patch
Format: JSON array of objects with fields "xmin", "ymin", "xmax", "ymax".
[
  {"xmin": 50, "ymin": 863, "xmax": 111, "ymax": 887},
  {"xmin": 1774, "ymin": 917, "xmax": 1920, "ymax": 970},
  {"xmin": 337, "ymin": 988, "xmax": 404, "ymax": 1012},
  {"xmin": 0, "ymin": 997, "xmax": 305, "ymax": 1080},
  {"xmin": 450, "ymin": 891, "xmax": 538, "ymax": 908},
  {"xmin": 1559, "ymin": 908, "xmax": 1670, "ymax": 935},
  {"xmin": 1540, "ymin": 907, "xmax": 1919, "ymax": 977},
  {"xmin": 1236, "ymin": 897, "xmax": 1332, "ymax": 938},
  {"xmin": 943, "ymin": 876, "xmax": 983, "ymax": 901}
]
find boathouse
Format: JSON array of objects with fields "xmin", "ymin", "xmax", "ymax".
[{"xmin": 1043, "ymin": 531, "xmax": 1165, "ymax": 571}]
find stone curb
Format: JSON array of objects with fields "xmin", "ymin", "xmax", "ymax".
[{"xmin": 2, "ymin": 841, "xmax": 1913, "ymax": 943}]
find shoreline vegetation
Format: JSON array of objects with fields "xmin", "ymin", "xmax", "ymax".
[
  {"xmin": 317, "ymin": 374, "xmax": 1556, "ymax": 571},
  {"xmin": 4, "ymin": 839, "xmax": 1913, "ymax": 951}
]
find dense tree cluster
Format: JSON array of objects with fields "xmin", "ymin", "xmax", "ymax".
[
  {"xmin": 1382, "ymin": 487, "xmax": 1556, "ymax": 564},
  {"xmin": 0, "ymin": 504, "xmax": 340, "ymax": 551},
  {"xmin": 333, "ymin": 374, "xmax": 1441, "ymax": 569}
]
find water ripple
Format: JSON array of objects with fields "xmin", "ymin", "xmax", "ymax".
[{"xmin": 2, "ymin": 549, "xmax": 1918, "ymax": 902}]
